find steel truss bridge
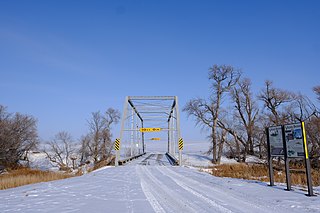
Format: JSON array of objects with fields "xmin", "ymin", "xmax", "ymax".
[{"xmin": 115, "ymin": 96, "xmax": 183, "ymax": 166}]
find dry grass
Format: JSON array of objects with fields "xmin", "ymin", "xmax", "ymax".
[
  {"xmin": 0, "ymin": 167, "xmax": 75, "ymax": 190},
  {"xmin": 209, "ymin": 163, "xmax": 320, "ymax": 186}
]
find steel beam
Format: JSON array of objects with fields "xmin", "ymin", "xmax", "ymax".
[
  {"xmin": 175, "ymin": 96, "xmax": 182, "ymax": 166},
  {"xmin": 128, "ymin": 96, "xmax": 175, "ymax": 100},
  {"xmin": 128, "ymin": 100, "xmax": 143, "ymax": 122}
]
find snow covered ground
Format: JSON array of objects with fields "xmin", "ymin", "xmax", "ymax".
[
  {"xmin": 147, "ymin": 140, "xmax": 213, "ymax": 167},
  {"xmin": 1, "ymin": 153, "xmax": 319, "ymax": 212},
  {"xmin": 1, "ymin": 140, "xmax": 319, "ymax": 212},
  {"xmin": 180, "ymin": 141, "xmax": 238, "ymax": 167}
]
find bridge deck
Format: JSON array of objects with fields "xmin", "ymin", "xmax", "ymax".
[{"xmin": 137, "ymin": 153, "xmax": 171, "ymax": 166}]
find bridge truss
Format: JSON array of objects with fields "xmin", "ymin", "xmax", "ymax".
[{"xmin": 115, "ymin": 96, "xmax": 182, "ymax": 166}]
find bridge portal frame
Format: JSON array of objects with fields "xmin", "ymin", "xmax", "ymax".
[{"xmin": 115, "ymin": 96, "xmax": 182, "ymax": 166}]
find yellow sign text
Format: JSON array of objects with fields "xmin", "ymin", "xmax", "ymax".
[{"xmin": 140, "ymin": 128, "xmax": 161, "ymax": 132}]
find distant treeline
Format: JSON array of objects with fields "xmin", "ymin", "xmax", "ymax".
[{"xmin": 0, "ymin": 105, "xmax": 120, "ymax": 171}]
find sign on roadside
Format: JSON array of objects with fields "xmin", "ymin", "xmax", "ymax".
[
  {"xmin": 284, "ymin": 123, "xmax": 304, "ymax": 158},
  {"xmin": 268, "ymin": 125, "xmax": 284, "ymax": 156},
  {"xmin": 266, "ymin": 122, "xmax": 314, "ymax": 196}
]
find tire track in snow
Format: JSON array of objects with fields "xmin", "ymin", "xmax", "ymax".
[
  {"xmin": 137, "ymin": 165, "xmax": 210, "ymax": 213},
  {"xmin": 160, "ymin": 166, "xmax": 272, "ymax": 213},
  {"xmin": 156, "ymin": 154, "xmax": 165, "ymax": 166},
  {"xmin": 138, "ymin": 170, "xmax": 166, "ymax": 213},
  {"xmin": 156, "ymin": 167, "xmax": 233, "ymax": 213},
  {"xmin": 138, "ymin": 165, "xmax": 198, "ymax": 212}
]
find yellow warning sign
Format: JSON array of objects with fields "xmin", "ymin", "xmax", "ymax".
[
  {"xmin": 114, "ymin": 138, "xmax": 120, "ymax": 151},
  {"xmin": 139, "ymin": 128, "xmax": 161, "ymax": 132},
  {"xmin": 151, "ymin": 138, "xmax": 161, "ymax": 140},
  {"xmin": 178, "ymin": 138, "xmax": 184, "ymax": 150}
]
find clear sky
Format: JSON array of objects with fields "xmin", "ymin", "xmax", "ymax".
[{"xmin": 1, "ymin": 0, "xmax": 320, "ymax": 142}]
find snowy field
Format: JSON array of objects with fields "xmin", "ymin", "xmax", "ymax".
[
  {"xmin": 147, "ymin": 140, "xmax": 237, "ymax": 167},
  {"xmin": 1, "ymin": 140, "xmax": 319, "ymax": 212}
]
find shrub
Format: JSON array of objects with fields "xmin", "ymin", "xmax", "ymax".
[
  {"xmin": 0, "ymin": 167, "xmax": 75, "ymax": 190},
  {"xmin": 210, "ymin": 163, "xmax": 320, "ymax": 186}
]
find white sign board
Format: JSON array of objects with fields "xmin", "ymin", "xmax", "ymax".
[
  {"xmin": 284, "ymin": 123, "xmax": 304, "ymax": 158},
  {"xmin": 268, "ymin": 126, "xmax": 284, "ymax": 156}
]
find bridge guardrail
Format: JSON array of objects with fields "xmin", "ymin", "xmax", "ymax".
[
  {"xmin": 165, "ymin": 152, "xmax": 179, "ymax": 166},
  {"xmin": 118, "ymin": 153, "xmax": 146, "ymax": 165}
]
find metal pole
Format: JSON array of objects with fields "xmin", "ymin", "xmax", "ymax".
[
  {"xmin": 175, "ymin": 96, "xmax": 182, "ymax": 166},
  {"xmin": 172, "ymin": 110, "xmax": 176, "ymax": 155},
  {"xmin": 282, "ymin": 125, "xmax": 292, "ymax": 191},
  {"xmin": 305, "ymin": 158, "xmax": 314, "ymax": 196},
  {"xmin": 130, "ymin": 107, "xmax": 134, "ymax": 157},
  {"xmin": 142, "ymin": 121, "xmax": 145, "ymax": 153},
  {"xmin": 137, "ymin": 123, "xmax": 140, "ymax": 154},
  {"xmin": 284, "ymin": 158, "xmax": 291, "ymax": 191},
  {"xmin": 266, "ymin": 127, "xmax": 275, "ymax": 186},
  {"xmin": 302, "ymin": 122, "xmax": 315, "ymax": 196},
  {"xmin": 117, "ymin": 96, "xmax": 129, "ymax": 167},
  {"xmin": 168, "ymin": 120, "xmax": 170, "ymax": 153},
  {"xmin": 170, "ymin": 115, "xmax": 174, "ymax": 155}
]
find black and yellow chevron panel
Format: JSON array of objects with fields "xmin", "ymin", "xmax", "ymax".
[
  {"xmin": 114, "ymin": 138, "xmax": 120, "ymax": 151},
  {"xmin": 178, "ymin": 138, "xmax": 184, "ymax": 150}
]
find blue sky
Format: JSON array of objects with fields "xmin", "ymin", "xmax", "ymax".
[{"xmin": 1, "ymin": 0, "xmax": 320, "ymax": 142}]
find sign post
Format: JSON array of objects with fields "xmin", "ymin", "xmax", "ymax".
[
  {"xmin": 267, "ymin": 122, "xmax": 315, "ymax": 196},
  {"xmin": 283, "ymin": 122, "xmax": 315, "ymax": 196},
  {"xmin": 114, "ymin": 138, "xmax": 121, "ymax": 167},
  {"xmin": 266, "ymin": 125, "xmax": 284, "ymax": 186},
  {"xmin": 284, "ymin": 123, "xmax": 306, "ymax": 191},
  {"xmin": 301, "ymin": 122, "xmax": 315, "ymax": 196},
  {"xmin": 178, "ymin": 138, "xmax": 183, "ymax": 167},
  {"xmin": 283, "ymin": 124, "xmax": 292, "ymax": 191},
  {"xmin": 266, "ymin": 127, "xmax": 274, "ymax": 186}
]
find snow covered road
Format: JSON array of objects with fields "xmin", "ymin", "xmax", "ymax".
[{"xmin": 1, "ymin": 153, "xmax": 319, "ymax": 212}]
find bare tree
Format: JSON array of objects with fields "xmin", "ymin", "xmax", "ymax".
[
  {"xmin": 217, "ymin": 116, "xmax": 248, "ymax": 162},
  {"xmin": 305, "ymin": 86, "xmax": 320, "ymax": 167},
  {"xmin": 184, "ymin": 65, "xmax": 240, "ymax": 164},
  {"xmin": 80, "ymin": 108, "xmax": 120, "ymax": 165},
  {"xmin": 79, "ymin": 134, "xmax": 91, "ymax": 163},
  {"xmin": 44, "ymin": 131, "xmax": 75, "ymax": 171},
  {"xmin": 306, "ymin": 116, "xmax": 320, "ymax": 167},
  {"xmin": 0, "ymin": 105, "xmax": 38, "ymax": 168},
  {"xmin": 254, "ymin": 114, "xmax": 269, "ymax": 159},
  {"xmin": 288, "ymin": 93, "xmax": 318, "ymax": 122},
  {"xmin": 88, "ymin": 111, "xmax": 106, "ymax": 163},
  {"xmin": 230, "ymin": 78, "xmax": 259, "ymax": 155},
  {"xmin": 101, "ymin": 108, "xmax": 121, "ymax": 159},
  {"xmin": 314, "ymin": 86, "xmax": 320, "ymax": 102},
  {"xmin": 258, "ymin": 80, "xmax": 294, "ymax": 125}
]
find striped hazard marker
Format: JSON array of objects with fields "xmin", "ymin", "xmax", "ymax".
[
  {"xmin": 114, "ymin": 138, "xmax": 120, "ymax": 151},
  {"xmin": 178, "ymin": 138, "xmax": 184, "ymax": 150}
]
